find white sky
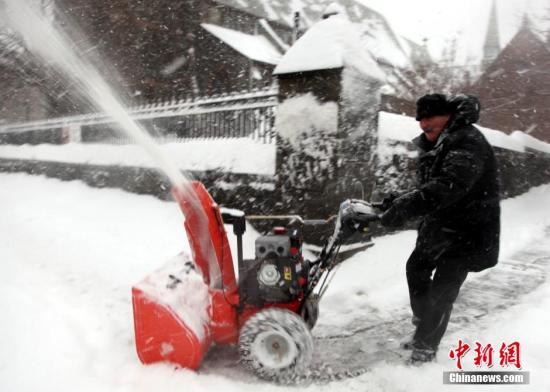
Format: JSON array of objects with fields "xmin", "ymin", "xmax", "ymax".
[{"xmin": 359, "ymin": 0, "xmax": 549, "ymax": 63}]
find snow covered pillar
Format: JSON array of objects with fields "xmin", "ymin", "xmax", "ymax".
[
  {"xmin": 273, "ymin": 44, "xmax": 342, "ymax": 216},
  {"xmin": 274, "ymin": 85, "xmax": 341, "ymax": 218},
  {"xmin": 272, "ymin": 8, "xmax": 386, "ymax": 220}
]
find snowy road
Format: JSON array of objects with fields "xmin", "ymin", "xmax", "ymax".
[{"xmin": 1, "ymin": 173, "xmax": 550, "ymax": 392}]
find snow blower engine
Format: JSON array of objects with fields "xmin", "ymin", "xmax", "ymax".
[{"xmin": 132, "ymin": 181, "xmax": 380, "ymax": 380}]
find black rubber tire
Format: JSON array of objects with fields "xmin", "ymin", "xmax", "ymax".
[{"xmin": 238, "ymin": 308, "xmax": 314, "ymax": 381}]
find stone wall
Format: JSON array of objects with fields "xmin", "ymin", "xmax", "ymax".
[{"xmin": 1, "ymin": 136, "xmax": 549, "ymax": 246}]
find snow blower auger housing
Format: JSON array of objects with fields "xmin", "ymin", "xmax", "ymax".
[{"xmin": 132, "ymin": 181, "xmax": 380, "ymax": 380}]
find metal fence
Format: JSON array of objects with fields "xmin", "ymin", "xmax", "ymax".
[{"xmin": 0, "ymin": 87, "xmax": 278, "ymax": 145}]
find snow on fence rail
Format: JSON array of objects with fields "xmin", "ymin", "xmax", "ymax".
[{"xmin": 0, "ymin": 87, "xmax": 279, "ymax": 144}]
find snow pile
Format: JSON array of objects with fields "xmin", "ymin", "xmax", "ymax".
[
  {"xmin": 0, "ymin": 138, "xmax": 276, "ymax": 175},
  {"xmin": 275, "ymin": 93, "xmax": 338, "ymax": 149},
  {"xmin": 274, "ymin": 13, "xmax": 385, "ymax": 81},
  {"xmin": 377, "ymin": 111, "xmax": 550, "ymax": 154},
  {"xmin": 134, "ymin": 252, "xmax": 210, "ymax": 340}
]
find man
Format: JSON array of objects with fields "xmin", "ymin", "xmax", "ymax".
[{"xmin": 380, "ymin": 93, "xmax": 500, "ymax": 364}]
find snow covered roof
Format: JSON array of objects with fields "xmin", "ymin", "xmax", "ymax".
[
  {"xmin": 201, "ymin": 23, "xmax": 282, "ymax": 65},
  {"xmin": 356, "ymin": 17, "xmax": 411, "ymax": 69},
  {"xmin": 398, "ymin": 36, "xmax": 432, "ymax": 67},
  {"xmin": 377, "ymin": 111, "xmax": 550, "ymax": 154},
  {"xmin": 214, "ymin": 0, "xmax": 387, "ymax": 29},
  {"xmin": 0, "ymin": 27, "xmax": 26, "ymax": 67},
  {"xmin": 213, "ymin": 1, "xmax": 412, "ymax": 71},
  {"xmin": 258, "ymin": 19, "xmax": 289, "ymax": 52},
  {"xmin": 273, "ymin": 14, "xmax": 385, "ymax": 80}
]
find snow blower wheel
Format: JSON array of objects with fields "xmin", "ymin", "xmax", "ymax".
[{"xmin": 238, "ymin": 308, "xmax": 313, "ymax": 381}]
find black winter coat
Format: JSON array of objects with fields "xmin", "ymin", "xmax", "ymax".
[{"xmin": 392, "ymin": 99, "xmax": 500, "ymax": 272}]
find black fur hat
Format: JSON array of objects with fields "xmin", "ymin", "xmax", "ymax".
[{"xmin": 415, "ymin": 94, "xmax": 451, "ymax": 121}]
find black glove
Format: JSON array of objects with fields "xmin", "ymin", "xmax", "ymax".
[
  {"xmin": 381, "ymin": 190, "xmax": 426, "ymax": 228},
  {"xmin": 379, "ymin": 193, "xmax": 398, "ymax": 212},
  {"xmin": 380, "ymin": 204, "xmax": 406, "ymax": 228}
]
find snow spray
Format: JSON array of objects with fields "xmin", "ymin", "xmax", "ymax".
[{"xmin": 3, "ymin": 0, "xmax": 222, "ymax": 288}]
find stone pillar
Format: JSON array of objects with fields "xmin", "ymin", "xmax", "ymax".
[{"xmin": 274, "ymin": 69, "xmax": 343, "ymax": 220}]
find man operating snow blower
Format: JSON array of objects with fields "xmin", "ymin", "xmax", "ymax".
[{"xmin": 379, "ymin": 94, "xmax": 500, "ymax": 364}]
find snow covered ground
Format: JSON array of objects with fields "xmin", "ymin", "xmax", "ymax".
[
  {"xmin": 0, "ymin": 138, "xmax": 276, "ymax": 175},
  {"xmin": 1, "ymin": 173, "xmax": 549, "ymax": 391}
]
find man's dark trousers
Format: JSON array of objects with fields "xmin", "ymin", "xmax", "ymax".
[{"xmin": 406, "ymin": 248, "xmax": 468, "ymax": 351}]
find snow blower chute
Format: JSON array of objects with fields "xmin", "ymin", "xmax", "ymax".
[{"xmin": 132, "ymin": 181, "xmax": 380, "ymax": 379}]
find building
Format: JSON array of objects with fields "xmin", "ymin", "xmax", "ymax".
[{"xmin": 473, "ymin": 17, "xmax": 550, "ymax": 142}]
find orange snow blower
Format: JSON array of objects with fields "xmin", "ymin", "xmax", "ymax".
[{"xmin": 132, "ymin": 181, "xmax": 379, "ymax": 379}]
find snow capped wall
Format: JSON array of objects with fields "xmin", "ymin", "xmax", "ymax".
[
  {"xmin": 374, "ymin": 110, "xmax": 550, "ymax": 198},
  {"xmin": 377, "ymin": 111, "xmax": 550, "ymax": 154},
  {"xmin": 0, "ymin": 138, "xmax": 276, "ymax": 175},
  {"xmin": 510, "ymin": 130, "xmax": 550, "ymax": 154}
]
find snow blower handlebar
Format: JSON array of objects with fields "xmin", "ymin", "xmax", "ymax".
[
  {"xmin": 306, "ymin": 199, "xmax": 382, "ymax": 298},
  {"xmin": 246, "ymin": 215, "xmax": 337, "ymax": 226}
]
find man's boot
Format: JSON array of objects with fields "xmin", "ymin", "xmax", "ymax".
[
  {"xmin": 408, "ymin": 347, "xmax": 436, "ymax": 365},
  {"xmin": 400, "ymin": 339, "xmax": 417, "ymax": 350}
]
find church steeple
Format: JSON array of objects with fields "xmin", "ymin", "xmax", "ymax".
[
  {"xmin": 482, "ymin": 0, "xmax": 501, "ymax": 71},
  {"xmin": 520, "ymin": 12, "xmax": 532, "ymax": 31}
]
